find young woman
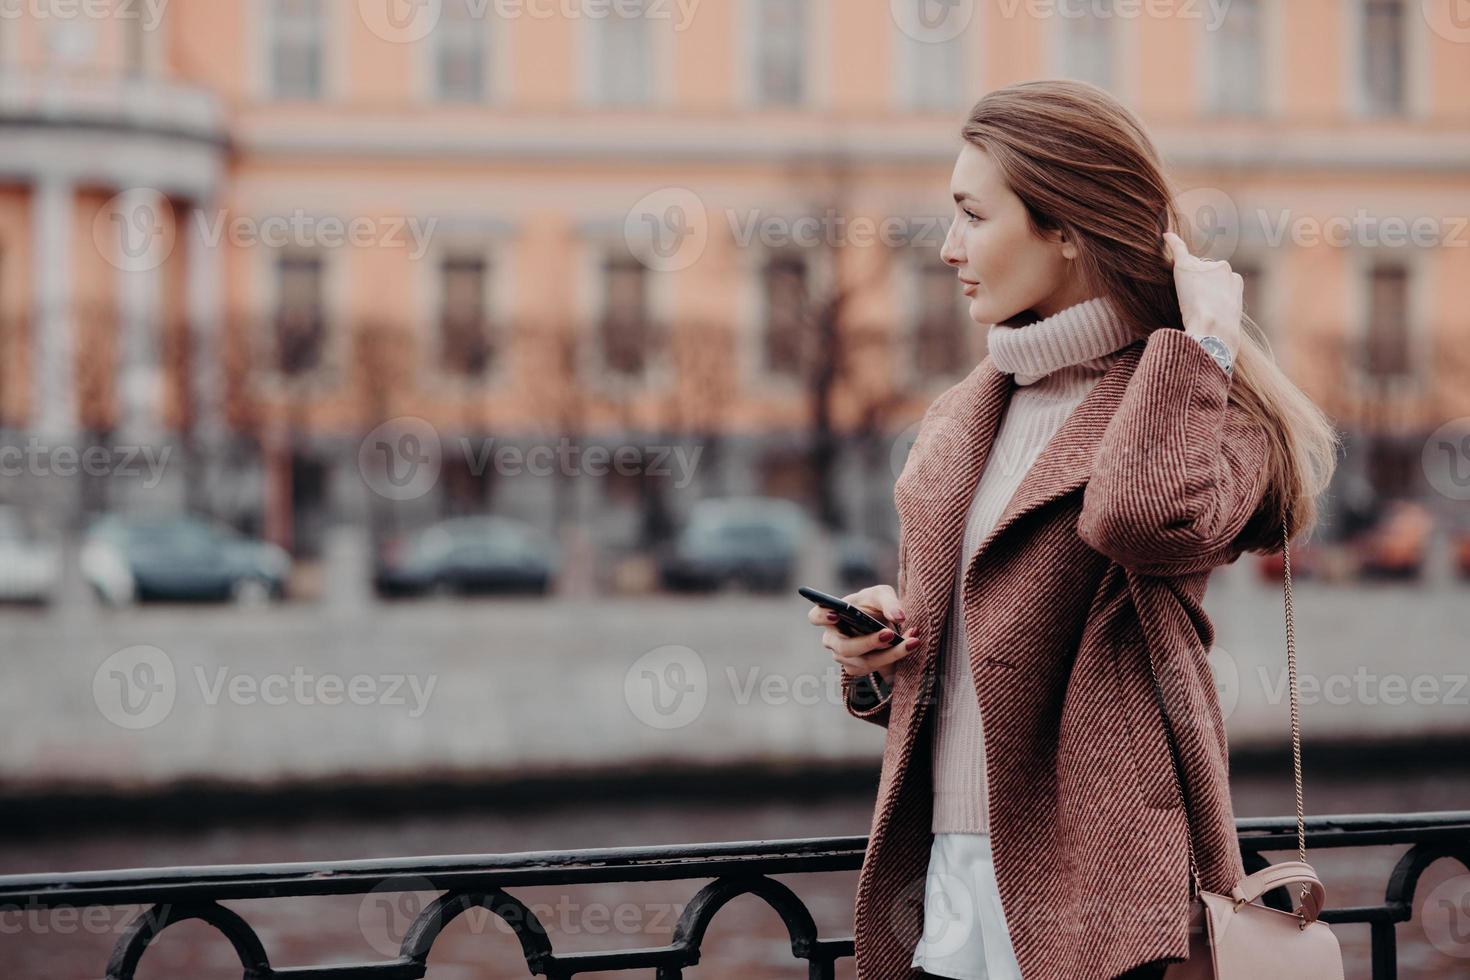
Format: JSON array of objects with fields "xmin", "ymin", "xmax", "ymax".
[{"xmin": 807, "ymin": 80, "xmax": 1338, "ymax": 980}]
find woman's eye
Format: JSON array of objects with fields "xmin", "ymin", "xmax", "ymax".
[{"xmin": 964, "ymin": 210, "xmax": 982, "ymax": 223}]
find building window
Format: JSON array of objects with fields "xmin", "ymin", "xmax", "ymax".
[
  {"xmin": 914, "ymin": 261, "xmax": 968, "ymax": 380},
  {"xmin": 599, "ymin": 251, "xmax": 650, "ymax": 376},
  {"xmin": 1363, "ymin": 262, "xmax": 1411, "ymax": 380},
  {"xmin": 435, "ymin": 0, "xmax": 486, "ymax": 102},
  {"xmin": 274, "ymin": 253, "xmax": 325, "ymax": 376},
  {"xmin": 762, "ymin": 251, "xmax": 808, "ymax": 378},
  {"xmin": 1360, "ymin": 0, "xmax": 1406, "ymax": 115},
  {"xmin": 753, "ymin": 0, "xmax": 805, "ymax": 107},
  {"xmin": 901, "ymin": 29, "xmax": 964, "ymax": 111},
  {"xmin": 594, "ymin": 0, "xmax": 652, "ymax": 106},
  {"xmin": 124, "ymin": 12, "xmax": 148, "ymax": 76},
  {"xmin": 270, "ymin": 0, "xmax": 324, "ymax": 100},
  {"xmin": 1059, "ymin": 0, "xmax": 1114, "ymax": 90},
  {"xmin": 1207, "ymin": 0, "xmax": 1262, "ymax": 114},
  {"xmin": 439, "ymin": 254, "xmax": 493, "ymax": 377}
]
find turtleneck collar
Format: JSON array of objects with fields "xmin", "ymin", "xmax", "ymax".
[{"xmin": 986, "ymin": 295, "xmax": 1140, "ymax": 386}]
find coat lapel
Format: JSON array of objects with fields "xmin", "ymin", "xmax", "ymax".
[{"xmin": 895, "ymin": 338, "xmax": 1147, "ymax": 675}]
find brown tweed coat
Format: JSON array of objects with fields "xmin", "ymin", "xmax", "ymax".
[{"xmin": 842, "ymin": 326, "xmax": 1274, "ymax": 979}]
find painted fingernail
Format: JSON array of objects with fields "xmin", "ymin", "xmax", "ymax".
[
  {"xmin": 905, "ymin": 636, "xmax": 920, "ymax": 648},
  {"xmin": 894, "ymin": 610, "xmax": 906, "ymax": 623},
  {"xmin": 878, "ymin": 630, "xmax": 895, "ymax": 643},
  {"xmin": 826, "ymin": 611, "xmax": 838, "ymax": 621}
]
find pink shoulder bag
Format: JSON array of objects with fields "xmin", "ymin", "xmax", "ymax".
[{"xmin": 1155, "ymin": 517, "xmax": 1346, "ymax": 979}]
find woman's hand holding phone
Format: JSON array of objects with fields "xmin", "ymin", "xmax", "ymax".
[{"xmin": 805, "ymin": 584, "xmax": 921, "ymax": 684}]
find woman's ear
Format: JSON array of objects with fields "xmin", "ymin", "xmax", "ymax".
[{"xmin": 1043, "ymin": 225, "xmax": 1079, "ymax": 261}]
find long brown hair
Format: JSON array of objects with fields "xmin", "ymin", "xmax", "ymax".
[{"xmin": 960, "ymin": 78, "xmax": 1339, "ymax": 550}]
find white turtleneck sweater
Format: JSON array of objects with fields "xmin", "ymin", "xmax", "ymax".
[
  {"xmin": 912, "ymin": 295, "xmax": 1140, "ymax": 979},
  {"xmin": 931, "ymin": 294, "xmax": 1139, "ymax": 833}
]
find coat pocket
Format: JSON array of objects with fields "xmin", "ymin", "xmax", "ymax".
[{"xmin": 1110, "ymin": 638, "xmax": 1186, "ymax": 811}]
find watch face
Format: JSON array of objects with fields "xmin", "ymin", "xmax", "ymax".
[{"xmin": 1197, "ymin": 335, "xmax": 1232, "ymax": 371}]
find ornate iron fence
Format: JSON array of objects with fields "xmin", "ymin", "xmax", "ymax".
[{"xmin": 1, "ymin": 810, "xmax": 1466, "ymax": 979}]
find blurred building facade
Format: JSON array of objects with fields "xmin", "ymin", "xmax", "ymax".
[{"xmin": 1, "ymin": 0, "xmax": 1468, "ymax": 556}]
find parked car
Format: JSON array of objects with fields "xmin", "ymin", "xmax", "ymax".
[
  {"xmin": 1455, "ymin": 529, "xmax": 1470, "ymax": 582},
  {"xmin": 80, "ymin": 514, "xmax": 291, "ymax": 606},
  {"xmin": 373, "ymin": 516, "xmax": 558, "ymax": 597},
  {"xmin": 0, "ymin": 506, "xmax": 60, "ymax": 605},
  {"xmin": 658, "ymin": 496, "xmax": 806, "ymax": 593},
  {"xmin": 1356, "ymin": 499, "xmax": 1432, "ymax": 581},
  {"xmin": 1255, "ymin": 534, "xmax": 1329, "ymax": 581}
]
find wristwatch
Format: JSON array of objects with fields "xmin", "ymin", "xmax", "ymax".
[{"xmin": 1192, "ymin": 334, "xmax": 1234, "ymax": 376}]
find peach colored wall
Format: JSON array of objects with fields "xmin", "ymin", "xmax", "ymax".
[
  {"xmin": 6, "ymin": 0, "xmax": 1468, "ymax": 439},
  {"xmin": 1134, "ymin": 6, "xmax": 1199, "ymax": 120},
  {"xmin": 983, "ymin": 4, "xmax": 1046, "ymax": 91},
  {"xmin": 512, "ymin": 7, "xmax": 577, "ymax": 108},
  {"xmin": 72, "ymin": 189, "xmax": 119, "ymax": 432},
  {"xmin": 1426, "ymin": 8, "xmax": 1470, "ymax": 119},
  {"xmin": 0, "ymin": 188, "xmax": 33, "ymax": 320},
  {"xmin": 671, "ymin": 0, "xmax": 736, "ymax": 110},
  {"xmin": 166, "ymin": 0, "xmax": 1470, "ymax": 438},
  {"xmin": 0, "ymin": 187, "xmax": 34, "ymax": 426},
  {"xmin": 1280, "ymin": 0, "xmax": 1345, "ymax": 120},
  {"xmin": 159, "ymin": 196, "xmax": 188, "ymax": 433},
  {"xmin": 1430, "ymin": 242, "xmax": 1470, "ymax": 418},
  {"xmin": 830, "ymin": 0, "xmax": 891, "ymax": 112},
  {"xmin": 170, "ymin": 0, "xmax": 247, "ymax": 101}
]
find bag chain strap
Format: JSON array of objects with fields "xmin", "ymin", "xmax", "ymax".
[{"xmin": 1148, "ymin": 514, "xmax": 1310, "ymax": 916}]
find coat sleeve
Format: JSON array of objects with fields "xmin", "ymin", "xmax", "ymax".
[
  {"xmin": 841, "ymin": 670, "xmax": 893, "ymax": 727},
  {"xmin": 1076, "ymin": 327, "xmax": 1272, "ymax": 577},
  {"xmin": 839, "ymin": 533, "xmax": 907, "ymax": 727}
]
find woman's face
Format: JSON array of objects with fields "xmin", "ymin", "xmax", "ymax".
[{"xmin": 940, "ymin": 142, "xmax": 1091, "ymax": 325}]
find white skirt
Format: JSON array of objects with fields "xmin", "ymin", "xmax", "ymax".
[{"xmin": 909, "ymin": 831, "xmax": 1024, "ymax": 980}]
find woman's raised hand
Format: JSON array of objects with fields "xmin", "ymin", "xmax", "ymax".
[
  {"xmin": 807, "ymin": 584, "xmax": 921, "ymax": 684},
  {"xmin": 1163, "ymin": 230, "xmax": 1243, "ymax": 358}
]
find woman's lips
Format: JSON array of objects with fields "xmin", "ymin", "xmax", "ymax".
[{"xmin": 960, "ymin": 278, "xmax": 979, "ymax": 296}]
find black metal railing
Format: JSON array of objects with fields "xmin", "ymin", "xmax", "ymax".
[{"xmin": 1, "ymin": 811, "xmax": 1466, "ymax": 979}]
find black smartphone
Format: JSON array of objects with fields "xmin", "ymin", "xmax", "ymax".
[{"xmin": 798, "ymin": 586, "xmax": 905, "ymax": 646}]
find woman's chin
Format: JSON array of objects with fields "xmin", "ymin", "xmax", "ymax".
[{"xmin": 966, "ymin": 296, "xmax": 997, "ymax": 325}]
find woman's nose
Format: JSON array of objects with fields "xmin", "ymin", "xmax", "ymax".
[{"xmin": 940, "ymin": 221, "xmax": 963, "ymax": 266}]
